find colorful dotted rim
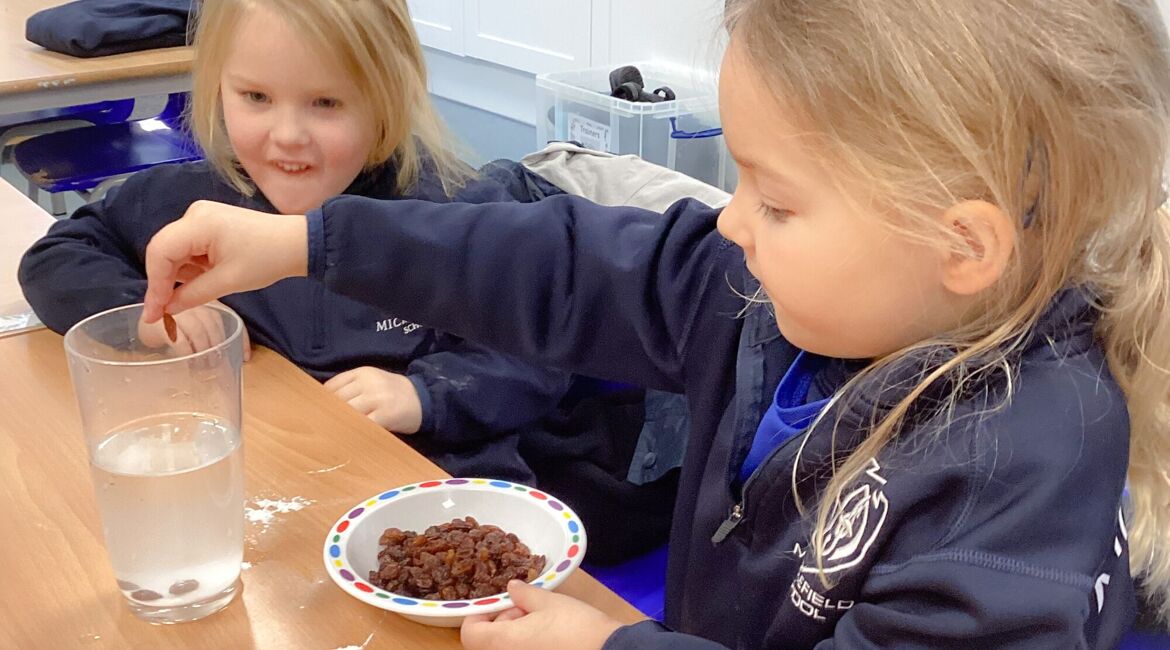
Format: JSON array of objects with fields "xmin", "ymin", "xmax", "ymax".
[{"xmin": 323, "ymin": 478, "xmax": 585, "ymax": 612}]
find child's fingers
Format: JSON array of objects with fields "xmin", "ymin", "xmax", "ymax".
[
  {"xmin": 167, "ymin": 270, "xmax": 234, "ymax": 316},
  {"xmin": 174, "ymin": 261, "xmax": 209, "ymax": 284},
  {"xmin": 462, "ymin": 613, "xmax": 494, "ymax": 626},
  {"xmin": 460, "ymin": 614, "xmax": 491, "ymax": 648},
  {"xmin": 505, "ymin": 579, "xmax": 554, "ymax": 611},
  {"xmin": 143, "ymin": 221, "xmax": 210, "ymax": 322},
  {"xmin": 241, "ymin": 327, "xmax": 252, "ymax": 361},
  {"xmin": 460, "ymin": 604, "xmax": 541, "ymax": 650},
  {"xmin": 169, "ymin": 330, "xmax": 195, "ymax": 357},
  {"xmin": 346, "ymin": 394, "xmax": 377, "ymax": 416},
  {"xmin": 204, "ymin": 306, "xmax": 227, "ymax": 345},
  {"xmin": 326, "ymin": 377, "xmax": 363, "ymax": 402},
  {"xmin": 143, "ymin": 261, "xmax": 177, "ymax": 323},
  {"xmin": 183, "ymin": 310, "xmax": 218, "ymax": 352},
  {"xmin": 323, "ymin": 370, "xmax": 357, "ymax": 392},
  {"xmin": 460, "ymin": 613, "xmax": 507, "ymax": 650},
  {"xmin": 137, "ymin": 315, "xmax": 170, "ymax": 349},
  {"xmin": 367, "ymin": 408, "xmax": 394, "ymax": 431},
  {"xmin": 183, "ymin": 317, "xmax": 213, "ymax": 352},
  {"xmin": 492, "ymin": 607, "xmax": 527, "ymax": 623}
]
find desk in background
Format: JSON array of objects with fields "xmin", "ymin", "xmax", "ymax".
[{"xmin": 0, "ymin": 0, "xmax": 193, "ymax": 115}]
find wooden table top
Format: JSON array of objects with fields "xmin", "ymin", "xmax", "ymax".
[
  {"xmin": 0, "ymin": 329, "xmax": 643, "ymax": 648},
  {"xmin": 0, "ymin": 0, "xmax": 192, "ymax": 111}
]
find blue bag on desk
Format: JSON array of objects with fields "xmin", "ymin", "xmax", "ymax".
[{"xmin": 26, "ymin": 0, "xmax": 192, "ymax": 58}]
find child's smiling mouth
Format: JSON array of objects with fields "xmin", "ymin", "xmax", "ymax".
[{"xmin": 273, "ymin": 161, "xmax": 311, "ymax": 174}]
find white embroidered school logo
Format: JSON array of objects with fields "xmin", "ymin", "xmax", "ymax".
[
  {"xmin": 801, "ymin": 458, "xmax": 889, "ymax": 575},
  {"xmin": 375, "ymin": 318, "xmax": 421, "ymax": 335},
  {"xmin": 789, "ymin": 574, "xmax": 854, "ymax": 622}
]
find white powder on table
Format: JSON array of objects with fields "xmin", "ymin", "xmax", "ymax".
[{"xmin": 245, "ymin": 496, "xmax": 314, "ymax": 532}]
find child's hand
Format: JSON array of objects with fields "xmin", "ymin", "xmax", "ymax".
[
  {"xmin": 461, "ymin": 580, "xmax": 624, "ymax": 650},
  {"xmin": 137, "ymin": 302, "xmax": 253, "ymax": 360},
  {"xmin": 324, "ymin": 367, "xmax": 423, "ymax": 434},
  {"xmin": 142, "ymin": 200, "xmax": 309, "ymax": 324}
]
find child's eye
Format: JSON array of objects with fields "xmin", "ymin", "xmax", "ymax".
[
  {"xmin": 243, "ymin": 91, "xmax": 269, "ymax": 104},
  {"xmin": 314, "ymin": 97, "xmax": 342, "ymax": 109},
  {"xmin": 758, "ymin": 204, "xmax": 795, "ymax": 221}
]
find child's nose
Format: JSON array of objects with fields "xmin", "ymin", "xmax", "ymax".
[
  {"xmin": 717, "ymin": 193, "xmax": 752, "ymax": 249},
  {"xmin": 271, "ymin": 108, "xmax": 310, "ymax": 147}
]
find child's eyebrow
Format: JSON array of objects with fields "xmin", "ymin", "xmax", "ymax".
[
  {"xmin": 738, "ymin": 157, "xmax": 800, "ymax": 189},
  {"xmin": 222, "ymin": 72, "xmax": 263, "ymax": 87},
  {"xmin": 732, "ymin": 151, "xmax": 782, "ymax": 173},
  {"xmin": 222, "ymin": 73, "xmax": 344, "ymax": 99}
]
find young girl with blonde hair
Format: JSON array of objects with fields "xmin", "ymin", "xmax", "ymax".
[
  {"xmin": 20, "ymin": 0, "xmax": 580, "ymax": 483},
  {"xmin": 141, "ymin": 0, "xmax": 1170, "ymax": 647}
]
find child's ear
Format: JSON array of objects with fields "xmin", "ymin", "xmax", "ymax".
[{"xmin": 939, "ymin": 199, "xmax": 1015, "ymax": 296}]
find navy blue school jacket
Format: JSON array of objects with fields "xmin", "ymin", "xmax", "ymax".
[
  {"xmin": 304, "ymin": 193, "xmax": 1136, "ymax": 649},
  {"xmin": 18, "ymin": 160, "xmax": 573, "ymax": 478}
]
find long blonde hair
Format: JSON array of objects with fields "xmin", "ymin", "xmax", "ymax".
[
  {"xmin": 188, "ymin": 0, "xmax": 469, "ymax": 197},
  {"xmin": 727, "ymin": 0, "xmax": 1170, "ymax": 620}
]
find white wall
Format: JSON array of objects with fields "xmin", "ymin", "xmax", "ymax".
[
  {"xmin": 424, "ymin": 0, "xmax": 725, "ymax": 164},
  {"xmin": 593, "ymin": 0, "xmax": 727, "ymax": 72},
  {"xmin": 425, "ymin": 0, "xmax": 726, "ymax": 128}
]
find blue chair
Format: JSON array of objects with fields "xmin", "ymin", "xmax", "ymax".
[
  {"xmin": 1121, "ymin": 597, "xmax": 1170, "ymax": 649},
  {"xmin": 1119, "ymin": 630, "xmax": 1170, "ymax": 649},
  {"xmin": 582, "ymin": 544, "xmax": 668, "ymax": 621},
  {"xmin": 0, "ymin": 99, "xmax": 136, "ymax": 169},
  {"xmin": 0, "ymin": 99, "xmax": 135, "ymax": 135},
  {"xmin": 12, "ymin": 93, "xmax": 201, "ymax": 215}
]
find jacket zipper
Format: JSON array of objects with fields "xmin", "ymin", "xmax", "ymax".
[
  {"xmin": 711, "ymin": 503, "xmax": 743, "ymax": 543},
  {"xmin": 713, "ymin": 426, "xmax": 807, "ymax": 545}
]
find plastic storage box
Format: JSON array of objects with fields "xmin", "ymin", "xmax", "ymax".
[{"xmin": 536, "ymin": 62, "xmax": 736, "ymax": 192}]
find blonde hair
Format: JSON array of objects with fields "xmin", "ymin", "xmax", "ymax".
[
  {"xmin": 188, "ymin": 0, "xmax": 470, "ymax": 197},
  {"xmin": 727, "ymin": 0, "xmax": 1170, "ymax": 620}
]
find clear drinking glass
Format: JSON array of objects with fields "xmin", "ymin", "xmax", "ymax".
[{"xmin": 64, "ymin": 303, "xmax": 245, "ymax": 624}]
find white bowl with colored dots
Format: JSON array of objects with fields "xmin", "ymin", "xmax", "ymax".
[{"xmin": 323, "ymin": 478, "xmax": 587, "ymax": 627}]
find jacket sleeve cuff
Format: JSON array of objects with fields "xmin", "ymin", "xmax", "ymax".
[
  {"xmin": 405, "ymin": 373, "xmax": 437, "ymax": 435},
  {"xmin": 603, "ymin": 621, "xmax": 671, "ymax": 649},
  {"xmin": 602, "ymin": 620, "xmax": 729, "ymax": 650}
]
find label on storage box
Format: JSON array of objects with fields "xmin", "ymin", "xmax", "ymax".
[{"xmin": 567, "ymin": 114, "xmax": 612, "ymax": 152}]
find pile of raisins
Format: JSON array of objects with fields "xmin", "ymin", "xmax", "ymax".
[{"xmin": 369, "ymin": 516, "xmax": 546, "ymax": 600}]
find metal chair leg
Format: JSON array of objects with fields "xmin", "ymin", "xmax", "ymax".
[{"xmin": 50, "ymin": 192, "xmax": 67, "ymax": 217}]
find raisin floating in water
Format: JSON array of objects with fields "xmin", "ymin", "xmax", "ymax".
[{"xmin": 368, "ymin": 516, "xmax": 546, "ymax": 600}]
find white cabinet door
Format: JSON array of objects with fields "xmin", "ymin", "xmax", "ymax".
[
  {"xmin": 462, "ymin": 0, "xmax": 592, "ymax": 74},
  {"xmin": 408, "ymin": 0, "xmax": 465, "ymax": 55}
]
